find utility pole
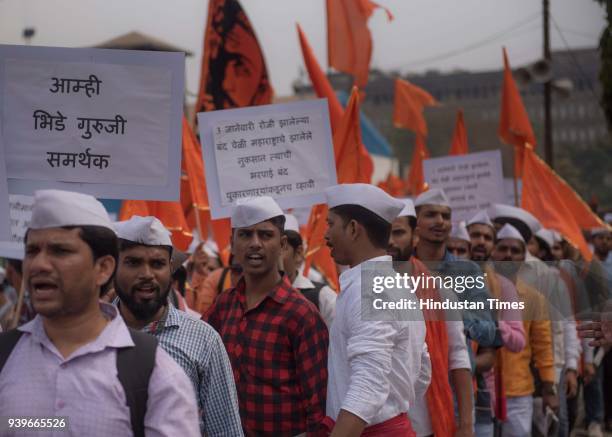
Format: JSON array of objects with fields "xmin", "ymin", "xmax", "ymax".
[{"xmin": 543, "ymin": 0, "xmax": 553, "ymax": 167}]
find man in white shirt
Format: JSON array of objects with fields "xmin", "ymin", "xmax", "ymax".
[
  {"xmin": 323, "ymin": 183, "xmax": 428, "ymax": 436},
  {"xmin": 388, "ymin": 199, "xmax": 471, "ymax": 437}
]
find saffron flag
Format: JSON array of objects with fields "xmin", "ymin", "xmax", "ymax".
[
  {"xmin": 196, "ymin": 0, "xmax": 273, "ymax": 112},
  {"xmin": 405, "ymin": 134, "xmax": 429, "ymax": 196},
  {"xmin": 297, "ymin": 24, "xmax": 344, "ymax": 133},
  {"xmin": 449, "ymin": 109, "xmax": 469, "ymax": 155},
  {"xmin": 393, "ymin": 78, "xmax": 437, "ymax": 138},
  {"xmin": 498, "ymin": 47, "xmax": 536, "ymax": 178},
  {"xmin": 326, "ymin": 0, "xmax": 392, "ymax": 88},
  {"xmin": 521, "ymin": 147, "xmax": 593, "ymax": 260},
  {"xmin": 303, "ymin": 87, "xmax": 373, "ymax": 289}
]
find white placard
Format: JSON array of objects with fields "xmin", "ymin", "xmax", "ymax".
[
  {"xmin": 198, "ymin": 99, "xmax": 337, "ymax": 219},
  {"xmin": 0, "ymin": 194, "xmax": 34, "ymax": 260},
  {"xmin": 0, "ymin": 135, "xmax": 10, "ymax": 240},
  {"xmin": 0, "ymin": 45, "xmax": 184, "ymax": 200},
  {"xmin": 423, "ymin": 150, "xmax": 505, "ymax": 222},
  {"xmin": 504, "ymin": 177, "xmax": 522, "ymax": 206}
]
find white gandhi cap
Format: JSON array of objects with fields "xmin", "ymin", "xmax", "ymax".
[
  {"xmin": 29, "ymin": 189, "xmax": 113, "ymax": 231},
  {"xmin": 114, "ymin": 216, "xmax": 173, "ymax": 246},
  {"xmin": 414, "ymin": 188, "xmax": 450, "ymax": 208},
  {"xmin": 325, "ymin": 183, "xmax": 405, "ymax": 223},
  {"xmin": 231, "ymin": 196, "xmax": 284, "ymax": 228},
  {"xmin": 497, "ymin": 223, "xmax": 525, "ymax": 244},
  {"xmin": 397, "ymin": 199, "xmax": 416, "ymax": 219}
]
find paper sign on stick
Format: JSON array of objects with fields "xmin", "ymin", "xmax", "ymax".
[
  {"xmin": 424, "ymin": 150, "xmax": 505, "ymax": 222},
  {"xmin": 198, "ymin": 99, "xmax": 337, "ymax": 219}
]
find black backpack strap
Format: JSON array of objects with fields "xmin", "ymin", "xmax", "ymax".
[
  {"xmin": 299, "ymin": 281, "xmax": 326, "ymax": 310},
  {"xmin": 116, "ymin": 329, "xmax": 158, "ymax": 437},
  {"xmin": 0, "ymin": 330, "xmax": 24, "ymax": 373}
]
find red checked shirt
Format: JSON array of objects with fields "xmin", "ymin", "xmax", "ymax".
[{"xmin": 204, "ymin": 275, "xmax": 328, "ymax": 436}]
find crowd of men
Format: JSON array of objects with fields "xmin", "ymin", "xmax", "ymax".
[{"xmin": 0, "ymin": 185, "xmax": 611, "ymax": 437}]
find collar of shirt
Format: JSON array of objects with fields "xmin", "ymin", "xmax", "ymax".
[
  {"xmin": 339, "ymin": 254, "xmax": 391, "ymax": 293},
  {"xmin": 234, "ymin": 275, "xmax": 293, "ymax": 310},
  {"xmin": 292, "ymin": 272, "xmax": 315, "ymax": 289},
  {"xmin": 17, "ymin": 302, "xmax": 134, "ymax": 362},
  {"xmin": 142, "ymin": 304, "xmax": 182, "ymax": 334}
]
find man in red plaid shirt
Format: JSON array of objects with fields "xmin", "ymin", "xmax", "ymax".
[{"xmin": 204, "ymin": 196, "xmax": 329, "ymax": 436}]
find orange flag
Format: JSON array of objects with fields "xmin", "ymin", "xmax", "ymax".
[
  {"xmin": 119, "ymin": 200, "xmax": 193, "ymax": 251},
  {"xmin": 498, "ymin": 47, "xmax": 536, "ymax": 177},
  {"xmin": 334, "ymin": 87, "xmax": 374, "ymax": 184},
  {"xmin": 405, "ymin": 135, "xmax": 429, "ymax": 196},
  {"xmin": 196, "ymin": 0, "xmax": 273, "ymax": 112},
  {"xmin": 181, "ymin": 117, "xmax": 210, "ymax": 240},
  {"xmin": 449, "ymin": 109, "xmax": 469, "ymax": 155},
  {"xmin": 393, "ymin": 78, "xmax": 437, "ymax": 138},
  {"xmin": 377, "ymin": 172, "xmax": 405, "ymax": 197},
  {"xmin": 297, "ymin": 24, "xmax": 344, "ymax": 133},
  {"xmin": 326, "ymin": 0, "xmax": 392, "ymax": 88},
  {"xmin": 521, "ymin": 147, "xmax": 593, "ymax": 260},
  {"xmin": 303, "ymin": 88, "xmax": 373, "ymax": 287}
]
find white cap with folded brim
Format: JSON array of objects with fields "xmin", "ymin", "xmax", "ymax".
[
  {"xmin": 397, "ymin": 199, "xmax": 416, "ymax": 219},
  {"xmin": 467, "ymin": 210, "xmax": 494, "ymax": 229},
  {"xmin": 489, "ymin": 204, "xmax": 541, "ymax": 235},
  {"xmin": 591, "ymin": 227, "xmax": 611, "ymax": 237},
  {"xmin": 29, "ymin": 189, "xmax": 113, "ymax": 231},
  {"xmin": 535, "ymin": 229, "xmax": 555, "ymax": 250},
  {"xmin": 414, "ymin": 188, "xmax": 450, "ymax": 208},
  {"xmin": 497, "ymin": 223, "xmax": 525, "ymax": 244},
  {"xmin": 551, "ymin": 230, "xmax": 563, "ymax": 244},
  {"xmin": 231, "ymin": 196, "xmax": 284, "ymax": 228},
  {"xmin": 114, "ymin": 216, "xmax": 172, "ymax": 246},
  {"xmin": 450, "ymin": 221, "xmax": 470, "ymax": 243},
  {"xmin": 325, "ymin": 183, "xmax": 405, "ymax": 223},
  {"xmin": 284, "ymin": 214, "xmax": 300, "ymax": 233}
]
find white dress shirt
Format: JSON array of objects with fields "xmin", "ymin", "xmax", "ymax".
[{"xmin": 326, "ymin": 255, "xmax": 427, "ymax": 425}]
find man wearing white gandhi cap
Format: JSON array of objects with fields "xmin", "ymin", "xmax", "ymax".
[
  {"xmin": 113, "ymin": 216, "xmax": 243, "ymax": 436},
  {"xmin": 323, "ymin": 183, "xmax": 428, "ymax": 436},
  {"xmin": 412, "ymin": 187, "xmax": 497, "ymax": 436},
  {"xmin": 490, "ymin": 223, "xmax": 557, "ymax": 437},
  {"xmin": 204, "ymin": 196, "xmax": 329, "ymax": 436},
  {"xmin": 0, "ymin": 190, "xmax": 200, "ymax": 437},
  {"xmin": 447, "ymin": 221, "xmax": 471, "ymax": 260}
]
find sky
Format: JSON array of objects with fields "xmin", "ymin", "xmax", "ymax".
[{"xmin": 0, "ymin": 0, "xmax": 606, "ymax": 101}]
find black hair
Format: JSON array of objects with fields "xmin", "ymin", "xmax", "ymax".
[
  {"xmin": 284, "ymin": 229, "xmax": 303, "ymax": 250},
  {"xmin": 400, "ymin": 215, "xmax": 417, "ymax": 230},
  {"xmin": 172, "ymin": 265, "xmax": 188, "ymax": 296},
  {"xmin": 61, "ymin": 226, "xmax": 119, "ymax": 263},
  {"xmin": 63, "ymin": 226, "xmax": 118, "ymax": 295},
  {"xmin": 118, "ymin": 238, "xmax": 173, "ymax": 258},
  {"xmin": 330, "ymin": 204, "xmax": 391, "ymax": 249}
]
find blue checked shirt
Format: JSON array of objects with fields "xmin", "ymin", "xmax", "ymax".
[{"xmin": 118, "ymin": 300, "xmax": 244, "ymax": 436}]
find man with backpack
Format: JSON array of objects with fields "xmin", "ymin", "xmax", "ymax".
[{"xmin": 0, "ymin": 189, "xmax": 199, "ymax": 437}]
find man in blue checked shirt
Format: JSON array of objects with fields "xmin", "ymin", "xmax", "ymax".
[{"xmin": 113, "ymin": 215, "xmax": 243, "ymax": 437}]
